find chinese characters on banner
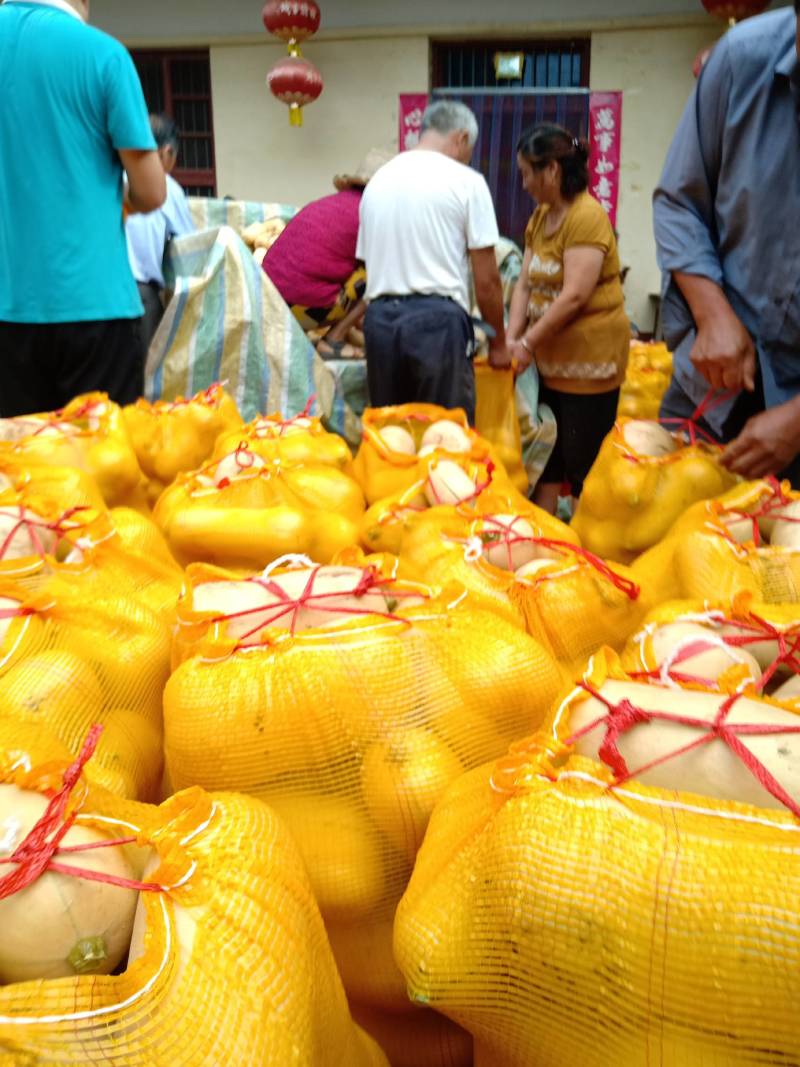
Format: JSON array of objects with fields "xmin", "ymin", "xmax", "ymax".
[
  {"xmin": 588, "ymin": 91, "xmax": 623, "ymax": 229},
  {"xmin": 398, "ymin": 93, "xmax": 429, "ymax": 151}
]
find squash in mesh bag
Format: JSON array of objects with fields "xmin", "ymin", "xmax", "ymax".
[
  {"xmin": 0, "ymin": 452, "xmax": 106, "ymax": 514},
  {"xmin": 164, "ymin": 552, "xmax": 564, "ymax": 1012},
  {"xmin": 0, "ymin": 726, "xmax": 388, "ymax": 1067},
  {"xmin": 360, "ymin": 453, "xmax": 531, "ymax": 557},
  {"xmin": 571, "ymin": 416, "xmax": 736, "ymax": 564},
  {"xmin": 473, "ymin": 361, "xmax": 528, "ymax": 496},
  {"xmin": 123, "ymin": 383, "xmax": 243, "ymax": 505},
  {"xmin": 213, "ymin": 406, "xmax": 353, "ymax": 474},
  {"xmin": 0, "ymin": 575, "xmax": 167, "ymax": 801},
  {"xmin": 395, "ymin": 649, "xmax": 800, "ymax": 1067},
  {"xmin": 399, "ymin": 501, "xmax": 642, "ymax": 665},
  {"xmin": 153, "ymin": 445, "xmax": 365, "ymax": 569},
  {"xmin": 353, "ymin": 403, "xmax": 516, "ymax": 506},
  {"xmin": 616, "ymin": 341, "xmax": 673, "ymax": 421},
  {"xmin": 0, "ymin": 394, "xmax": 144, "ymax": 509}
]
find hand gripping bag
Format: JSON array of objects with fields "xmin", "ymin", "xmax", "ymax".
[
  {"xmin": 395, "ymin": 649, "xmax": 800, "ymax": 1067},
  {"xmin": 571, "ymin": 415, "xmax": 736, "ymax": 564},
  {"xmin": 123, "ymin": 383, "xmax": 243, "ymax": 505},
  {"xmin": 153, "ymin": 446, "xmax": 365, "ymax": 569},
  {"xmin": 0, "ymin": 394, "xmax": 144, "ymax": 510},
  {"xmin": 0, "ymin": 726, "xmax": 388, "ymax": 1067},
  {"xmin": 163, "ymin": 554, "xmax": 564, "ymax": 1028}
]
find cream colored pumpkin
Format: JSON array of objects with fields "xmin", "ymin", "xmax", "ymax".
[
  {"xmin": 568, "ymin": 679, "xmax": 800, "ymax": 812},
  {"xmin": 0, "ymin": 784, "xmax": 139, "ymax": 984},
  {"xmin": 424, "ymin": 460, "xmax": 477, "ymax": 507},
  {"xmin": 480, "ymin": 515, "xmax": 539, "ymax": 571},
  {"xmin": 420, "ymin": 420, "xmax": 471, "ymax": 455},
  {"xmin": 645, "ymin": 621, "xmax": 762, "ymax": 686},
  {"xmin": 212, "ymin": 449, "xmax": 266, "ymax": 486},
  {"xmin": 769, "ymin": 500, "xmax": 800, "ymax": 548},
  {"xmin": 376, "ymin": 425, "xmax": 416, "ymax": 456},
  {"xmin": 621, "ymin": 420, "xmax": 677, "ymax": 458},
  {"xmin": 515, "ymin": 558, "xmax": 558, "ymax": 581},
  {"xmin": 0, "ymin": 506, "xmax": 59, "ymax": 560}
]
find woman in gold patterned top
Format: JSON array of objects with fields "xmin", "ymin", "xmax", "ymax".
[{"xmin": 508, "ymin": 123, "xmax": 630, "ymax": 513}]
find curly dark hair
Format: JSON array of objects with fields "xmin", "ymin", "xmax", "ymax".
[{"xmin": 516, "ymin": 123, "xmax": 589, "ymax": 199}]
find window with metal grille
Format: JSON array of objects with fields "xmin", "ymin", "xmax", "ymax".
[
  {"xmin": 432, "ymin": 38, "xmax": 590, "ymax": 90},
  {"xmin": 131, "ymin": 49, "xmax": 217, "ymax": 197}
]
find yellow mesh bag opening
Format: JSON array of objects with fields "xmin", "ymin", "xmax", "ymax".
[
  {"xmin": 213, "ymin": 407, "xmax": 354, "ymax": 475},
  {"xmin": 352, "ymin": 403, "xmax": 514, "ymax": 505},
  {"xmin": 359, "ymin": 456, "xmax": 532, "ymax": 558},
  {"xmin": 395, "ymin": 649, "xmax": 800, "ymax": 1067},
  {"xmin": 153, "ymin": 447, "xmax": 365, "ymax": 569},
  {"xmin": 572, "ymin": 416, "xmax": 737, "ymax": 564},
  {"xmin": 0, "ymin": 394, "xmax": 144, "ymax": 509},
  {"xmin": 473, "ymin": 362, "xmax": 527, "ymax": 495},
  {"xmin": 617, "ymin": 342, "xmax": 673, "ymax": 421},
  {"xmin": 0, "ymin": 732, "xmax": 387, "ymax": 1067},
  {"xmin": 123, "ymin": 383, "xmax": 243, "ymax": 505},
  {"xmin": 398, "ymin": 501, "xmax": 579, "ymax": 631},
  {"xmin": 165, "ymin": 555, "xmax": 565, "ymax": 1011}
]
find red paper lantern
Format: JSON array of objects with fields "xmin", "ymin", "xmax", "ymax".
[
  {"xmin": 701, "ymin": 0, "xmax": 771, "ymax": 22},
  {"xmin": 262, "ymin": 0, "xmax": 321, "ymax": 45},
  {"xmin": 267, "ymin": 55, "xmax": 323, "ymax": 127}
]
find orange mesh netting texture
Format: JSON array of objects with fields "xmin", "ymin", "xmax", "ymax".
[
  {"xmin": 352, "ymin": 403, "xmax": 514, "ymax": 506},
  {"xmin": 0, "ymin": 394, "xmax": 145, "ymax": 510},
  {"xmin": 617, "ymin": 342, "xmax": 673, "ymax": 421},
  {"xmin": 571, "ymin": 415, "xmax": 737, "ymax": 564},
  {"xmin": 164, "ymin": 554, "xmax": 564, "ymax": 1025},
  {"xmin": 212, "ymin": 402, "xmax": 354, "ymax": 474},
  {"xmin": 473, "ymin": 362, "xmax": 528, "ymax": 495},
  {"xmin": 395, "ymin": 649, "xmax": 800, "ymax": 1067},
  {"xmin": 0, "ymin": 729, "xmax": 387, "ymax": 1066},
  {"xmin": 153, "ymin": 445, "xmax": 365, "ymax": 569},
  {"xmin": 123, "ymin": 383, "xmax": 243, "ymax": 506}
]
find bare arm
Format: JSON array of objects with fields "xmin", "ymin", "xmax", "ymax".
[
  {"xmin": 673, "ymin": 272, "xmax": 756, "ymax": 392},
  {"xmin": 120, "ymin": 149, "xmax": 166, "ymax": 215},
  {"xmin": 470, "ymin": 246, "xmax": 510, "ymax": 369},
  {"xmin": 506, "ymin": 246, "xmax": 532, "ymax": 343}
]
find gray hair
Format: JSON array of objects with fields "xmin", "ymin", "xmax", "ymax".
[{"xmin": 421, "ymin": 100, "xmax": 479, "ymax": 148}]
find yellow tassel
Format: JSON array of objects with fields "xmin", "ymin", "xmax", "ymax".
[{"xmin": 289, "ymin": 104, "xmax": 303, "ymax": 127}]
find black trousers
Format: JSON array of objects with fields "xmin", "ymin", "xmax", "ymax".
[
  {"xmin": 659, "ymin": 374, "xmax": 800, "ymax": 488},
  {"xmin": 364, "ymin": 295, "xmax": 476, "ymax": 423},
  {"xmin": 137, "ymin": 282, "xmax": 164, "ymax": 357},
  {"xmin": 0, "ymin": 318, "xmax": 144, "ymax": 416},
  {"xmin": 538, "ymin": 384, "xmax": 620, "ymax": 497}
]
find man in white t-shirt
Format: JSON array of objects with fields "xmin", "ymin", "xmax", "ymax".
[
  {"xmin": 356, "ymin": 100, "xmax": 509, "ymax": 422},
  {"xmin": 126, "ymin": 114, "xmax": 195, "ymax": 354}
]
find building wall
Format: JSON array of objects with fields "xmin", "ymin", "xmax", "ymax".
[
  {"xmin": 209, "ymin": 37, "xmax": 429, "ymax": 205},
  {"xmin": 590, "ymin": 23, "xmax": 718, "ymax": 331}
]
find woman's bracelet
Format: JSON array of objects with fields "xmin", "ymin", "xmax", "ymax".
[{"xmin": 520, "ymin": 336, "xmax": 533, "ymax": 355}]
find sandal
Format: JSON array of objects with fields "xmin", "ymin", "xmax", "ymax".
[{"xmin": 316, "ymin": 338, "xmax": 362, "ymax": 360}]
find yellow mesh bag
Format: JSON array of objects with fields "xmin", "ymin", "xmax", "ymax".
[
  {"xmin": 359, "ymin": 454, "xmax": 531, "ymax": 557},
  {"xmin": 571, "ymin": 416, "xmax": 737, "ymax": 563},
  {"xmin": 0, "ymin": 729, "xmax": 387, "ymax": 1067},
  {"xmin": 395, "ymin": 649, "xmax": 800, "ymax": 1067},
  {"xmin": 617, "ymin": 341, "xmax": 673, "ymax": 420},
  {"xmin": 109, "ymin": 507, "xmax": 179, "ymax": 568},
  {"xmin": 352, "ymin": 404, "xmax": 508, "ymax": 505},
  {"xmin": 352, "ymin": 1004, "xmax": 472, "ymax": 1067},
  {"xmin": 0, "ymin": 394, "xmax": 144, "ymax": 509},
  {"xmin": 164, "ymin": 554, "xmax": 564, "ymax": 1014},
  {"xmin": 213, "ymin": 406, "xmax": 354, "ymax": 474},
  {"xmin": 0, "ymin": 569, "xmax": 168, "ymax": 800},
  {"xmin": 473, "ymin": 362, "xmax": 527, "ymax": 495},
  {"xmin": 123, "ymin": 383, "xmax": 244, "ymax": 506},
  {"xmin": 153, "ymin": 446, "xmax": 365, "ymax": 569},
  {"xmin": 0, "ymin": 453, "xmax": 106, "ymax": 513}
]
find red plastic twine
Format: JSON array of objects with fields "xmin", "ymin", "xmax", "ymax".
[
  {"xmin": 0, "ymin": 725, "xmax": 165, "ymax": 898},
  {"xmin": 715, "ymin": 476, "xmax": 798, "ymax": 549},
  {"xmin": 478, "ymin": 519, "xmax": 640, "ymax": 601},
  {"xmin": 566, "ymin": 682, "xmax": 800, "ymax": 818},
  {"xmin": 0, "ymin": 505, "xmax": 91, "ymax": 561},
  {"xmin": 427, "ymin": 459, "xmax": 494, "ymax": 507},
  {"xmin": 211, "ymin": 564, "xmax": 422, "ymax": 642},
  {"xmin": 658, "ymin": 386, "xmax": 736, "ymax": 447}
]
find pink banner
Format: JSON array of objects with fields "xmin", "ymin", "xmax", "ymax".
[
  {"xmin": 398, "ymin": 93, "xmax": 429, "ymax": 152},
  {"xmin": 588, "ymin": 91, "xmax": 623, "ymax": 229}
]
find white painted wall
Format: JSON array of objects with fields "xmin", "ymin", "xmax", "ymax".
[
  {"xmin": 591, "ymin": 23, "xmax": 719, "ymax": 332},
  {"xmin": 209, "ymin": 37, "xmax": 429, "ymax": 204}
]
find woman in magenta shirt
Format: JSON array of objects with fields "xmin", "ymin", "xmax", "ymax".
[{"xmin": 262, "ymin": 148, "xmax": 392, "ymax": 357}]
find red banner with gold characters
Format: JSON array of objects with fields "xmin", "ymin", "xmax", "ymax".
[
  {"xmin": 588, "ymin": 90, "xmax": 623, "ymax": 229},
  {"xmin": 398, "ymin": 93, "xmax": 429, "ymax": 151}
]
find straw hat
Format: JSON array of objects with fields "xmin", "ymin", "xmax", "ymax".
[{"xmin": 333, "ymin": 147, "xmax": 395, "ymax": 190}]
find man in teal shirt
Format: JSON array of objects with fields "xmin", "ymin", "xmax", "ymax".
[{"xmin": 0, "ymin": 0, "xmax": 166, "ymax": 415}]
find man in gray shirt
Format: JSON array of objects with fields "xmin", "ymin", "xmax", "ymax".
[{"xmin": 653, "ymin": 4, "xmax": 800, "ymax": 484}]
